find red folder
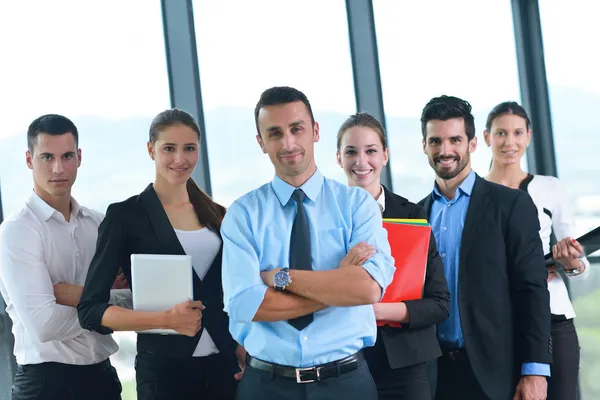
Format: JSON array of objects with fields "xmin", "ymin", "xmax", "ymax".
[{"xmin": 377, "ymin": 220, "xmax": 431, "ymax": 327}]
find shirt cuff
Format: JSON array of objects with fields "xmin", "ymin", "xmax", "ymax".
[
  {"xmin": 521, "ymin": 362, "xmax": 551, "ymax": 377},
  {"xmin": 225, "ymin": 284, "xmax": 268, "ymax": 323}
]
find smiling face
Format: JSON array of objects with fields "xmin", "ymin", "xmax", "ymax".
[
  {"xmin": 337, "ymin": 125, "xmax": 388, "ymax": 191},
  {"xmin": 423, "ymin": 118, "xmax": 477, "ymax": 181},
  {"xmin": 256, "ymin": 101, "xmax": 320, "ymax": 186},
  {"xmin": 148, "ymin": 123, "xmax": 199, "ymax": 185},
  {"xmin": 26, "ymin": 132, "xmax": 81, "ymax": 200},
  {"xmin": 484, "ymin": 113, "xmax": 531, "ymax": 166}
]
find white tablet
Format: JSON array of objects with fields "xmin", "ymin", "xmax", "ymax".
[{"xmin": 130, "ymin": 253, "xmax": 194, "ymax": 335}]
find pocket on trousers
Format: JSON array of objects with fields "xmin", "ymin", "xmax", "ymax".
[
  {"xmin": 11, "ymin": 368, "xmax": 46, "ymax": 400},
  {"xmin": 11, "ymin": 383, "xmax": 45, "ymax": 400}
]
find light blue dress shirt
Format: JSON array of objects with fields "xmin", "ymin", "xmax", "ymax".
[
  {"xmin": 430, "ymin": 170, "xmax": 549, "ymax": 376},
  {"xmin": 221, "ymin": 169, "xmax": 395, "ymax": 367}
]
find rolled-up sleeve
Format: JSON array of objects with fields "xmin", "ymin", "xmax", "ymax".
[
  {"xmin": 221, "ymin": 202, "xmax": 268, "ymax": 323},
  {"xmin": 349, "ymin": 190, "xmax": 396, "ymax": 298}
]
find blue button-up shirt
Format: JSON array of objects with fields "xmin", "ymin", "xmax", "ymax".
[
  {"xmin": 221, "ymin": 169, "xmax": 395, "ymax": 367},
  {"xmin": 431, "ymin": 170, "xmax": 549, "ymax": 376}
]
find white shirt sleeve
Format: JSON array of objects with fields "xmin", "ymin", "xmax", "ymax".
[
  {"xmin": 549, "ymin": 178, "xmax": 591, "ymax": 280},
  {"xmin": 109, "ymin": 289, "xmax": 133, "ymax": 309},
  {"xmin": 0, "ymin": 221, "xmax": 84, "ymax": 343}
]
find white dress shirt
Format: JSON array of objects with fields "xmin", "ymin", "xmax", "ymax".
[
  {"xmin": 0, "ymin": 191, "xmax": 130, "ymax": 366},
  {"xmin": 376, "ymin": 185, "xmax": 386, "ymax": 213},
  {"xmin": 524, "ymin": 175, "xmax": 591, "ymax": 318}
]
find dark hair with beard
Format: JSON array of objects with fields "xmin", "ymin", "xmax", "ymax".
[
  {"xmin": 421, "ymin": 96, "xmax": 474, "ymax": 180},
  {"xmin": 420, "ymin": 95, "xmax": 476, "ymax": 141}
]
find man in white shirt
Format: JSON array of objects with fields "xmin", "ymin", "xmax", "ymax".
[{"xmin": 0, "ymin": 114, "xmax": 129, "ymax": 400}]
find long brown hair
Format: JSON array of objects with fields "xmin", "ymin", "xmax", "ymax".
[{"xmin": 149, "ymin": 108, "xmax": 225, "ymax": 229}]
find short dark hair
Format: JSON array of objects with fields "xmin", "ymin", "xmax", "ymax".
[
  {"xmin": 149, "ymin": 108, "xmax": 201, "ymax": 144},
  {"xmin": 27, "ymin": 114, "xmax": 79, "ymax": 153},
  {"xmin": 337, "ymin": 112, "xmax": 388, "ymax": 151},
  {"xmin": 254, "ymin": 86, "xmax": 315, "ymax": 134},
  {"xmin": 485, "ymin": 101, "xmax": 531, "ymax": 132},
  {"xmin": 420, "ymin": 95, "xmax": 476, "ymax": 141}
]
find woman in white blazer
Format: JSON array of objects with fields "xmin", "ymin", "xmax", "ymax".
[{"xmin": 483, "ymin": 101, "xmax": 590, "ymax": 400}]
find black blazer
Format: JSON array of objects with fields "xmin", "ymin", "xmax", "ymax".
[
  {"xmin": 364, "ymin": 186, "xmax": 450, "ymax": 372},
  {"xmin": 77, "ymin": 184, "xmax": 239, "ymax": 374},
  {"xmin": 419, "ymin": 174, "xmax": 552, "ymax": 400}
]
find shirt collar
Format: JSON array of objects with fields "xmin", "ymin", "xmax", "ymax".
[
  {"xmin": 432, "ymin": 169, "xmax": 476, "ymax": 200},
  {"xmin": 271, "ymin": 169, "xmax": 324, "ymax": 206},
  {"xmin": 375, "ymin": 185, "xmax": 385, "ymax": 213},
  {"xmin": 27, "ymin": 190, "xmax": 86, "ymax": 222}
]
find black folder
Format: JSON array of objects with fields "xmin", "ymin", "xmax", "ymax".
[{"xmin": 545, "ymin": 225, "xmax": 600, "ymax": 268}]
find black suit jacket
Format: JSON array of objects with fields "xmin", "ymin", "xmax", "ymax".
[
  {"xmin": 77, "ymin": 184, "xmax": 239, "ymax": 374},
  {"xmin": 365, "ymin": 186, "xmax": 450, "ymax": 372},
  {"xmin": 419, "ymin": 174, "xmax": 552, "ymax": 400}
]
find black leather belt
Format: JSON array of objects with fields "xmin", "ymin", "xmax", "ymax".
[{"xmin": 246, "ymin": 352, "xmax": 361, "ymax": 384}]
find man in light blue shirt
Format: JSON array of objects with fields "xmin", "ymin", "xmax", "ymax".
[
  {"xmin": 418, "ymin": 96, "xmax": 551, "ymax": 400},
  {"xmin": 221, "ymin": 86, "xmax": 395, "ymax": 399}
]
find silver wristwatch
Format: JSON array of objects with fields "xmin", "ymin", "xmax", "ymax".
[{"xmin": 564, "ymin": 259, "xmax": 584, "ymax": 276}]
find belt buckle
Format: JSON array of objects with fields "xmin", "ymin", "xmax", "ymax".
[{"xmin": 295, "ymin": 367, "xmax": 320, "ymax": 383}]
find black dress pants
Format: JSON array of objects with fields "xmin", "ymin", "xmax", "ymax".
[
  {"xmin": 371, "ymin": 361, "xmax": 432, "ymax": 400},
  {"xmin": 135, "ymin": 351, "xmax": 238, "ymax": 400},
  {"xmin": 235, "ymin": 354, "xmax": 377, "ymax": 400},
  {"xmin": 547, "ymin": 318, "xmax": 580, "ymax": 400},
  {"xmin": 11, "ymin": 359, "xmax": 121, "ymax": 400},
  {"xmin": 435, "ymin": 349, "xmax": 489, "ymax": 400}
]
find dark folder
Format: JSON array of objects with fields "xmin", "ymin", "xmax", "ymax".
[{"xmin": 545, "ymin": 225, "xmax": 600, "ymax": 268}]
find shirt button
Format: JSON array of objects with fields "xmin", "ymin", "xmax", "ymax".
[
  {"xmin": 447, "ymin": 204, "xmax": 451, "ymax": 207},
  {"xmin": 442, "ymin": 226, "xmax": 447, "ymax": 231},
  {"xmin": 440, "ymin": 333, "xmax": 445, "ymax": 338},
  {"xmin": 441, "ymin": 253, "xmax": 446, "ymax": 258},
  {"xmin": 303, "ymin": 336, "xmax": 309, "ymax": 341}
]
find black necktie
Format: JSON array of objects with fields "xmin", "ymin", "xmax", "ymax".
[{"xmin": 288, "ymin": 189, "xmax": 313, "ymax": 330}]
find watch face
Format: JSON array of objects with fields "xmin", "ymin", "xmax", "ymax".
[{"xmin": 274, "ymin": 270, "xmax": 290, "ymax": 288}]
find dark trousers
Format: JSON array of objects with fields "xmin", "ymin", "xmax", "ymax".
[
  {"xmin": 11, "ymin": 359, "xmax": 121, "ymax": 400},
  {"xmin": 548, "ymin": 318, "xmax": 580, "ymax": 400},
  {"xmin": 435, "ymin": 350, "xmax": 489, "ymax": 400},
  {"xmin": 236, "ymin": 356, "xmax": 377, "ymax": 400},
  {"xmin": 135, "ymin": 351, "xmax": 237, "ymax": 400},
  {"xmin": 371, "ymin": 362, "xmax": 431, "ymax": 400}
]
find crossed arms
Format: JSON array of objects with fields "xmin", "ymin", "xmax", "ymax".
[{"xmin": 221, "ymin": 196, "xmax": 395, "ymax": 323}]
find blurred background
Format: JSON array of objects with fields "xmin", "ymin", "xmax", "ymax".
[{"xmin": 0, "ymin": 0, "xmax": 598, "ymax": 398}]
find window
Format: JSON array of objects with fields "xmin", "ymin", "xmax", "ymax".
[
  {"xmin": 373, "ymin": 0, "xmax": 524, "ymax": 202},
  {"xmin": 0, "ymin": 2, "xmax": 170, "ymax": 398},
  {"xmin": 193, "ymin": 0, "xmax": 356, "ymax": 206},
  {"xmin": 540, "ymin": 1, "xmax": 600, "ymax": 397}
]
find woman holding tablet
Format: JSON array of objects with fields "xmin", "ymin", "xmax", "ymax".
[
  {"xmin": 336, "ymin": 112, "xmax": 450, "ymax": 400},
  {"xmin": 78, "ymin": 109, "xmax": 244, "ymax": 399},
  {"xmin": 483, "ymin": 101, "xmax": 591, "ymax": 400}
]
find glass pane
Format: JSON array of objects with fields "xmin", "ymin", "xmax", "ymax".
[
  {"xmin": 193, "ymin": 0, "xmax": 356, "ymax": 206},
  {"xmin": 0, "ymin": 2, "xmax": 170, "ymax": 399},
  {"xmin": 540, "ymin": 1, "xmax": 600, "ymax": 398},
  {"xmin": 373, "ymin": 0, "xmax": 524, "ymax": 203}
]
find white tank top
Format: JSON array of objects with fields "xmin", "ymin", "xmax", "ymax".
[{"xmin": 175, "ymin": 227, "xmax": 222, "ymax": 357}]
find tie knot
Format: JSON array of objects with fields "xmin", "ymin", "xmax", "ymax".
[{"xmin": 292, "ymin": 189, "xmax": 306, "ymax": 203}]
